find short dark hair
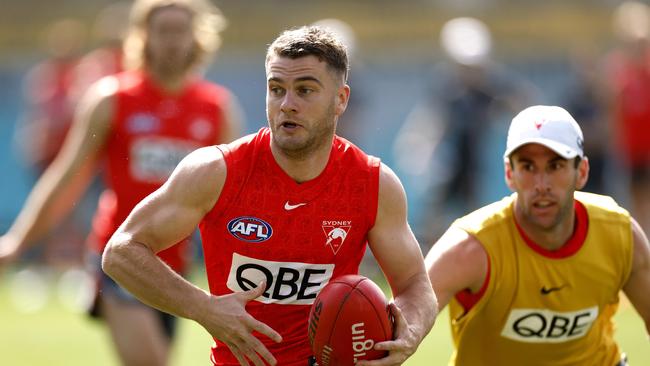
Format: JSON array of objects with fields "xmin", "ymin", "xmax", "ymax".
[{"xmin": 266, "ymin": 25, "xmax": 349, "ymax": 82}]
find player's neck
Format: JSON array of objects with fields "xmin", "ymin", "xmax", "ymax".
[
  {"xmin": 514, "ymin": 202, "xmax": 576, "ymax": 251},
  {"xmin": 270, "ymin": 135, "xmax": 334, "ymax": 184},
  {"xmin": 146, "ymin": 66, "xmax": 190, "ymax": 93}
]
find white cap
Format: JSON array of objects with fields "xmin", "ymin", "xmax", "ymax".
[{"xmin": 504, "ymin": 105, "xmax": 584, "ymax": 159}]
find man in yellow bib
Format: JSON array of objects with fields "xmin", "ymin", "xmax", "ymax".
[{"xmin": 425, "ymin": 105, "xmax": 650, "ymax": 365}]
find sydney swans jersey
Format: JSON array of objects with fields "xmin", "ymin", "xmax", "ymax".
[
  {"xmin": 199, "ymin": 128, "xmax": 380, "ymax": 366},
  {"xmin": 448, "ymin": 192, "xmax": 634, "ymax": 366},
  {"xmin": 91, "ymin": 70, "xmax": 229, "ymax": 272}
]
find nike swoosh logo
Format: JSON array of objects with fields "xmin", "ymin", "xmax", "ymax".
[
  {"xmin": 540, "ymin": 285, "xmax": 567, "ymax": 295},
  {"xmin": 284, "ymin": 201, "xmax": 307, "ymax": 210}
]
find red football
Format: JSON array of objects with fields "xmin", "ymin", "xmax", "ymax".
[{"xmin": 308, "ymin": 274, "xmax": 393, "ymax": 366}]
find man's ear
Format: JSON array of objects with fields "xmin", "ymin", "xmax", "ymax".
[
  {"xmin": 335, "ymin": 84, "xmax": 350, "ymax": 116},
  {"xmin": 504, "ymin": 158, "xmax": 516, "ymax": 191},
  {"xmin": 576, "ymin": 157, "xmax": 590, "ymax": 190}
]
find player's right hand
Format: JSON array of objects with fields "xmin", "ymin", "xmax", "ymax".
[{"xmin": 197, "ymin": 280, "xmax": 282, "ymax": 366}]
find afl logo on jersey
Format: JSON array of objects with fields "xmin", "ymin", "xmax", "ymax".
[
  {"xmin": 126, "ymin": 113, "xmax": 160, "ymax": 133},
  {"xmin": 126, "ymin": 113, "xmax": 160, "ymax": 134},
  {"xmin": 189, "ymin": 118, "xmax": 213, "ymax": 140},
  {"xmin": 228, "ymin": 217, "xmax": 273, "ymax": 243}
]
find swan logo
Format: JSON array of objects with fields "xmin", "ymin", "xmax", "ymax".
[{"xmin": 322, "ymin": 221, "xmax": 352, "ymax": 254}]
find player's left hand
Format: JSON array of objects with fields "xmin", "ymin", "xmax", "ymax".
[{"xmin": 356, "ymin": 302, "xmax": 420, "ymax": 366}]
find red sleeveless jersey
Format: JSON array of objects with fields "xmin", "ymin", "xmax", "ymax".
[
  {"xmin": 199, "ymin": 128, "xmax": 381, "ymax": 366},
  {"xmin": 91, "ymin": 70, "xmax": 230, "ymax": 273}
]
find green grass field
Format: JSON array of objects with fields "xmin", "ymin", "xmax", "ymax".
[{"xmin": 0, "ymin": 267, "xmax": 647, "ymax": 365}]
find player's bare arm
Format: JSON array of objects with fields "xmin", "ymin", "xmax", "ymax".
[
  {"xmin": 622, "ymin": 217, "xmax": 650, "ymax": 336},
  {"xmin": 424, "ymin": 227, "xmax": 489, "ymax": 311},
  {"xmin": 0, "ymin": 77, "xmax": 115, "ymax": 264},
  {"xmin": 102, "ymin": 146, "xmax": 282, "ymax": 366},
  {"xmin": 358, "ymin": 163, "xmax": 437, "ymax": 366}
]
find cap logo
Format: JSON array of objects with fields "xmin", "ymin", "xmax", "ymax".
[
  {"xmin": 577, "ymin": 137, "xmax": 584, "ymax": 152},
  {"xmin": 534, "ymin": 119, "xmax": 545, "ymax": 130}
]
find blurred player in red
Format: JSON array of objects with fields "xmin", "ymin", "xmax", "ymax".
[
  {"xmin": 14, "ymin": 18, "xmax": 88, "ymax": 266},
  {"xmin": 18, "ymin": 18, "xmax": 86, "ymax": 172},
  {"xmin": 603, "ymin": 1, "xmax": 650, "ymax": 232},
  {"xmin": 0, "ymin": 0, "xmax": 242, "ymax": 364},
  {"xmin": 102, "ymin": 26, "xmax": 436, "ymax": 366},
  {"xmin": 426, "ymin": 105, "xmax": 650, "ymax": 365}
]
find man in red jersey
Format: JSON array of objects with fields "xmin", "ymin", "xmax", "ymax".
[
  {"xmin": 102, "ymin": 26, "xmax": 437, "ymax": 366},
  {"xmin": 604, "ymin": 1, "xmax": 650, "ymax": 231},
  {"xmin": 0, "ymin": 0, "xmax": 241, "ymax": 364},
  {"xmin": 17, "ymin": 18, "xmax": 86, "ymax": 172},
  {"xmin": 14, "ymin": 18, "xmax": 89, "ymax": 267}
]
